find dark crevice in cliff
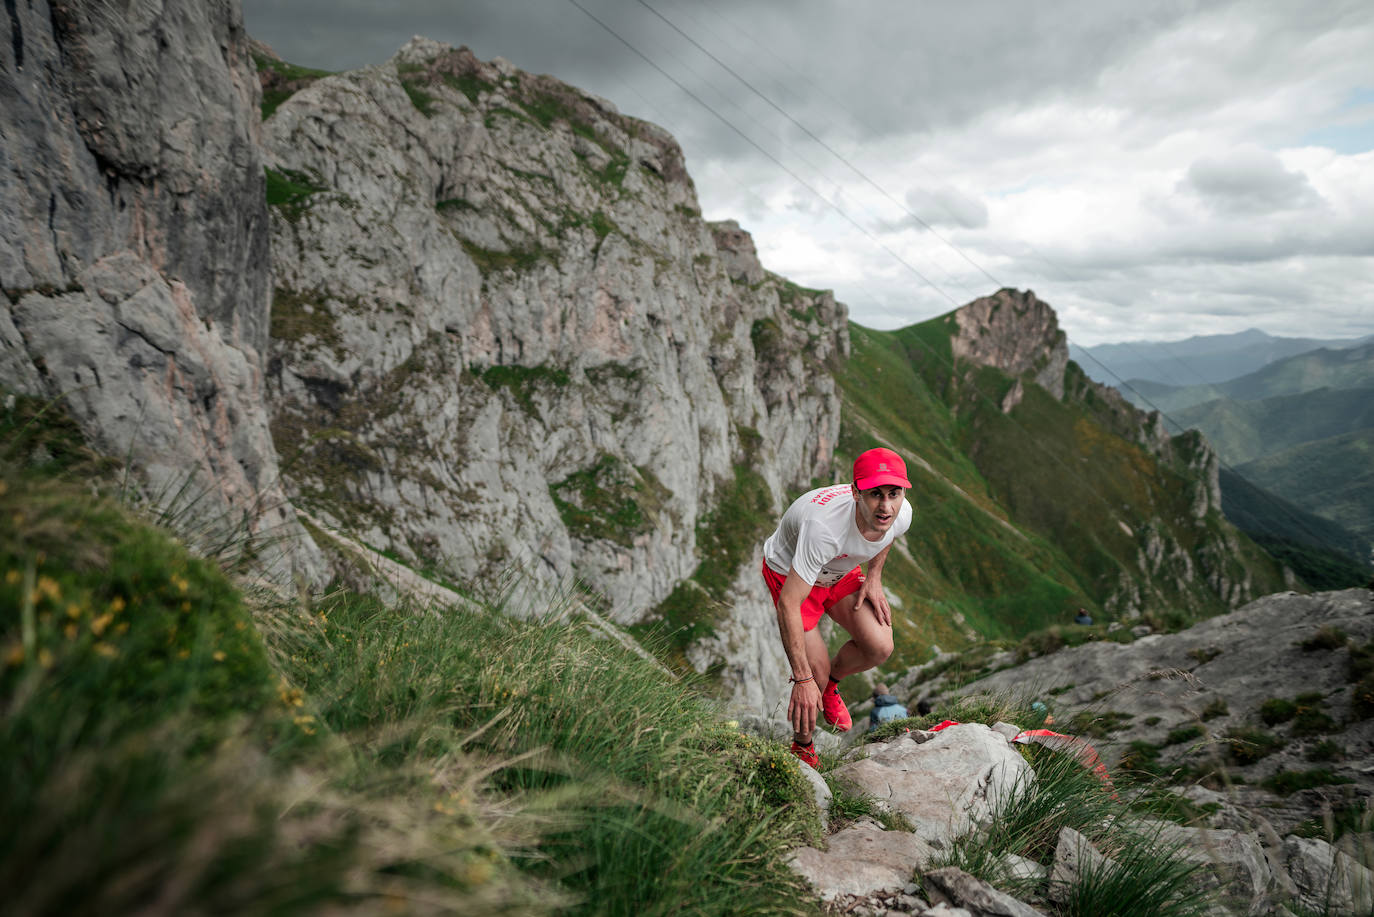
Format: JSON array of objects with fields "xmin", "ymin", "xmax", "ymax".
[{"xmin": 5, "ymin": 0, "xmax": 21, "ymax": 70}]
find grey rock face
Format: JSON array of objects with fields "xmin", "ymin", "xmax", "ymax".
[
  {"xmin": 916, "ymin": 589, "xmax": 1374, "ymax": 862},
  {"xmin": 950, "ymin": 289, "xmax": 1068, "ymax": 400},
  {"xmin": 260, "ymin": 39, "xmax": 844, "ymax": 702},
  {"xmin": 0, "ymin": 0, "xmax": 320, "ymax": 579}
]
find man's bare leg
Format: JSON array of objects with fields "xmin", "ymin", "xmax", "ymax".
[
  {"xmin": 793, "ymin": 627, "xmax": 832, "ymax": 745},
  {"xmin": 824, "ymin": 592, "xmax": 895, "ymax": 682}
]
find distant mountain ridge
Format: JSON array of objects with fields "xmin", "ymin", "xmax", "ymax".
[
  {"xmin": 1102, "ymin": 342, "xmax": 1374, "ymax": 579},
  {"xmin": 1122, "ymin": 342, "xmax": 1374, "ymax": 414},
  {"xmin": 1073, "ymin": 329, "xmax": 1372, "ymax": 388}
]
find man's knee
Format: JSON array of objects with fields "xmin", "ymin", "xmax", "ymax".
[{"xmin": 863, "ymin": 631, "xmax": 894, "ymax": 665}]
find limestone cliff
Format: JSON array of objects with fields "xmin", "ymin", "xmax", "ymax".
[
  {"xmin": 0, "ymin": 0, "xmax": 319, "ymax": 578},
  {"xmin": 259, "ymin": 39, "xmax": 845, "ymax": 705}
]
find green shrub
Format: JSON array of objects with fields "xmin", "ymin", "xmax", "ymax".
[
  {"xmin": 1199, "ymin": 698, "xmax": 1228, "ymax": 720},
  {"xmin": 1067, "ymin": 709, "xmax": 1134, "ymax": 738},
  {"xmin": 1262, "ymin": 769, "xmax": 1354, "ymax": 796},
  {"xmin": 401, "ymin": 79, "xmax": 438, "ymax": 116},
  {"xmin": 1225, "ymin": 727, "xmax": 1285, "ymax": 765},
  {"xmin": 264, "ymin": 167, "xmax": 326, "ymax": 223},
  {"xmin": 1164, "ymin": 724, "xmax": 1203, "ymax": 746},
  {"xmin": 1306, "ymin": 740, "xmax": 1343, "ymax": 762},
  {"xmin": 1186, "ymin": 646, "xmax": 1221, "ymax": 665},
  {"xmin": 1259, "ymin": 697, "xmax": 1298, "ymax": 725},
  {"xmin": 1298, "ymin": 626, "xmax": 1348, "ymax": 651}
]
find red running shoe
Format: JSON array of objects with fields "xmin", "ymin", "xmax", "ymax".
[
  {"xmin": 822, "ymin": 682, "xmax": 852, "ymax": 731},
  {"xmin": 790, "ymin": 740, "xmax": 819, "ymax": 768}
]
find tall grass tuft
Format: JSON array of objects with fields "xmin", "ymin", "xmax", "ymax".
[
  {"xmin": 1053, "ymin": 824, "xmax": 1213, "ymax": 917},
  {"xmin": 919, "ymin": 688, "xmax": 1219, "ymax": 915},
  {"xmin": 273, "ymin": 589, "xmax": 821, "ymax": 916}
]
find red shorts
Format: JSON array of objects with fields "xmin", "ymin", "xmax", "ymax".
[{"xmin": 760, "ymin": 560, "xmax": 864, "ymax": 632}]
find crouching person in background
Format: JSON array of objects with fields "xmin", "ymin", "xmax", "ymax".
[
  {"xmin": 760, "ymin": 448, "xmax": 913, "ymax": 768},
  {"xmin": 869, "ymin": 684, "xmax": 909, "ymax": 731}
]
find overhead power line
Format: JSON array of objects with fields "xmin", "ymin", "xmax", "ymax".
[{"xmin": 562, "ymin": 0, "xmax": 1355, "ymax": 571}]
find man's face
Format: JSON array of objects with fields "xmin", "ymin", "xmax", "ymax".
[{"xmin": 853, "ymin": 484, "xmax": 905, "ymax": 535}]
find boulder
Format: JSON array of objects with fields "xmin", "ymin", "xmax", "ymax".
[
  {"xmin": 795, "ymin": 760, "xmax": 833, "ymax": 832},
  {"xmin": 787, "ymin": 822, "xmax": 934, "ymax": 901},
  {"xmin": 1281, "ymin": 835, "xmax": 1374, "ymax": 915},
  {"xmin": 923, "ymin": 865, "xmax": 1048, "ymax": 916},
  {"xmin": 831, "ymin": 724, "xmax": 1030, "ymax": 849},
  {"xmin": 1145, "ymin": 822, "xmax": 1275, "ymax": 914}
]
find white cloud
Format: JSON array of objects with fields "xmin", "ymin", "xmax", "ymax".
[
  {"xmin": 241, "ymin": 0, "xmax": 1374, "ymax": 345},
  {"xmin": 900, "ymin": 186, "xmax": 989, "ymax": 230},
  {"xmin": 1181, "ymin": 147, "xmax": 1324, "ymax": 215}
]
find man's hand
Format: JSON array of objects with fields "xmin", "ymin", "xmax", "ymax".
[
  {"xmin": 789, "ymin": 678, "xmax": 822, "ymax": 736},
  {"xmin": 855, "ymin": 574, "xmax": 892, "ymax": 626}
]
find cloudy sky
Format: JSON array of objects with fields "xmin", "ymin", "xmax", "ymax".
[{"xmin": 241, "ymin": 0, "xmax": 1374, "ymax": 346}]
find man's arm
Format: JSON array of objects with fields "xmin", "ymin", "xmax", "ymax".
[
  {"xmin": 776, "ymin": 568, "xmax": 822, "ymax": 736},
  {"xmin": 854, "ymin": 544, "xmax": 894, "ymax": 625}
]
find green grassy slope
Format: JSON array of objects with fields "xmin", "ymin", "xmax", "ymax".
[
  {"xmin": 1, "ymin": 391, "xmax": 820, "ymax": 917},
  {"xmin": 833, "ymin": 316, "xmax": 1289, "ymax": 674}
]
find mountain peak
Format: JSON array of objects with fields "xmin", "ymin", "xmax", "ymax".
[{"xmin": 950, "ymin": 288, "xmax": 1069, "ymax": 399}]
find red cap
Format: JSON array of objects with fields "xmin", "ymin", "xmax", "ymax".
[{"xmin": 852, "ymin": 447, "xmax": 911, "ymax": 489}]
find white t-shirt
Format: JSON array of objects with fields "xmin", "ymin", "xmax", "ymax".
[{"xmin": 763, "ymin": 485, "xmax": 912, "ymax": 587}]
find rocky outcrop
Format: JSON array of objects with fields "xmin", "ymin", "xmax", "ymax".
[
  {"xmin": 0, "ymin": 0, "xmax": 320, "ymax": 578},
  {"xmin": 914, "ymin": 589, "xmax": 1374, "ymax": 837},
  {"xmin": 788, "ymin": 690, "xmax": 1374, "ymax": 915},
  {"xmin": 951, "ymin": 289, "xmax": 1069, "ymax": 400},
  {"xmin": 258, "ymin": 38, "xmax": 844, "ymax": 702}
]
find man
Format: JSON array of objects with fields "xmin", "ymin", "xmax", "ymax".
[{"xmin": 760, "ymin": 447, "xmax": 913, "ymax": 767}]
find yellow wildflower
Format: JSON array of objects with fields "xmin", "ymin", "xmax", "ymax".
[
  {"xmin": 114, "ymin": 621, "xmax": 128, "ymax": 635},
  {"xmin": 212, "ymin": 650, "xmax": 226, "ymax": 662},
  {"xmin": 66, "ymin": 603, "xmax": 81, "ymax": 619},
  {"xmin": 64, "ymin": 623, "xmax": 77, "ymax": 640},
  {"xmin": 91, "ymin": 612, "xmax": 113, "ymax": 636},
  {"xmin": 36, "ymin": 576, "xmax": 61, "ymax": 601},
  {"xmin": 94, "ymin": 642, "xmax": 118, "ymax": 658},
  {"xmin": 109, "ymin": 596, "xmax": 126, "ymax": 613},
  {"xmin": 294, "ymin": 714, "xmax": 316, "ymax": 735},
  {"xmin": 181, "ymin": 601, "xmax": 191, "ymax": 612},
  {"xmin": 4, "ymin": 644, "xmax": 22, "ymax": 666},
  {"xmin": 177, "ymin": 649, "xmax": 190, "ymax": 659},
  {"xmin": 4, "ymin": 570, "xmax": 20, "ymax": 585},
  {"xmin": 38, "ymin": 648, "xmax": 53, "ymax": 668}
]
